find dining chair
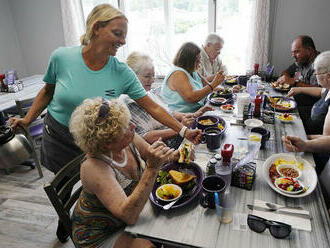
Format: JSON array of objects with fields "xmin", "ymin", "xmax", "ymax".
[
  {"xmin": 15, "ymin": 97, "xmax": 44, "ymax": 177},
  {"xmin": 43, "ymin": 153, "xmax": 85, "ymax": 246}
]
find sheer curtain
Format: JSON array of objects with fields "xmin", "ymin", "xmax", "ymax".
[
  {"xmin": 247, "ymin": 0, "xmax": 271, "ymax": 70},
  {"xmin": 60, "ymin": 0, "xmax": 85, "ymax": 46}
]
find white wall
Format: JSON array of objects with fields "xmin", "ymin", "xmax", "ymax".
[
  {"xmin": 0, "ymin": 0, "xmax": 26, "ymax": 76},
  {"xmin": 270, "ymin": 0, "xmax": 330, "ymax": 75},
  {"xmin": 9, "ymin": 0, "xmax": 65, "ymax": 77}
]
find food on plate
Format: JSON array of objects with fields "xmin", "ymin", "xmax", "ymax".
[
  {"xmin": 275, "ymin": 177, "xmax": 305, "ymax": 193},
  {"xmin": 278, "ymin": 167, "xmax": 299, "ymax": 178},
  {"xmin": 218, "ymin": 123, "xmax": 224, "ymax": 130},
  {"xmin": 224, "ymin": 75, "xmax": 237, "ymax": 83},
  {"xmin": 221, "ymin": 104, "xmax": 234, "ymax": 112},
  {"xmin": 211, "ymin": 97, "xmax": 226, "ymax": 103},
  {"xmin": 198, "ymin": 119, "xmax": 215, "ymax": 125},
  {"xmin": 215, "ymin": 87, "xmax": 232, "ymax": 95},
  {"xmin": 278, "ymin": 113, "xmax": 293, "ymax": 121},
  {"xmin": 178, "ymin": 143, "xmax": 193, "ymax": 163},
  {"xmin": 169, "ymin": 170, "xmax": 196, "ymax": 185},
  {"xmin": 269, "ymin": 97, "xmax": 293, "ymax": 110},
  {"xmin": 271, "ymin": 82, "xmax": 290, "ymax": 90},
  {"xmin": 269, "ymin": 158, "xmax": 304, "ymax": 184},
  {"xmin": 156, "ymin": 184, "xmax": 182, "ymax": 201}
]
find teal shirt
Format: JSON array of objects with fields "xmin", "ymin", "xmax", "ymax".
[
  {"xmin": 43, "ymin": 46, "xmax": 146, "ymax": 126},
  {"xmin": 160, "ymin": 67, "xmax": 205, "ymax": 113}
]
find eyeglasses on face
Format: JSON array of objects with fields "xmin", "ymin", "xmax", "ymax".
[
  {"xmin": 247, "ymin": 214, "xmax": 291, "ymax": 239},
  {"xmin": 313, "ymin": 71, "xmax": 328, "ymax": 76}
]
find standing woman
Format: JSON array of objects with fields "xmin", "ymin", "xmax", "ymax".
[
  {"xmin": 9, "ymin": 3, "xmax": 200, "ymax": 242},
  {"xmin": 161, "ymin": 42, "xmax": 224, "ymax": 113}
]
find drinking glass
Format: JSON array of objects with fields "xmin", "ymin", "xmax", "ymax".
[{"xmin": 247, "ymin": 80, "xmax": 258, "ymax": 101}]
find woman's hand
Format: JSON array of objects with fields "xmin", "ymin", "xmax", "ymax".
[
  {"xmin": 210, "ymin": 71, "xmax": 225, "ymax": 89},
  {"xmin": 287, "ymin": 87, "xmax": 301, "ymax": 97},
  {"xmin": 281, "ymin": 135, "xmax": 307, "ymax": 152},
  {"xmin": 193, "ymin": 105, "xmax": 213, "ymax": 118},
  {"xmin": 181, "ymin": 114, "xmax": 195, "ymax": 128},
  {"xmin": 8, "ymin": 117, "xmax": 30, "ymax": 130},
  {"xmin": 146, "ymin": 139, "xmax": 175, "ymax": 170},
  {"xmin": 184, "ymin": 129, "xmax": 202, "ymax": 145}
]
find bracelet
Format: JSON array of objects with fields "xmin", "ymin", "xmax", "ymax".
[
  {"xmin": 207, "ymin": 83, "xmax": 213, "ymax": 91},
  {"xmin": 179, "ymin": 126, "xmax": 187, "ymax": 137}
]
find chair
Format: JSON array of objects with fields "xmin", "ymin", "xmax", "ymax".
[
  {"xmin": 15, "ymin": 97, "xmax": 45, "ymax": 177},
  {"xmin": 43, "ymin": 153, "xmax": 85, "ymax": 245}
]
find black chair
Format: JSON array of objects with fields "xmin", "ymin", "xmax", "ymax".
[{"xmin": 43, "ymin": 154, "xmax": 85, "ymax": 245}]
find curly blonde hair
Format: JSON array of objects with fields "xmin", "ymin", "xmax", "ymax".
[{"xmin": 69, "ymin": 98, "xmax": 131, "ymax": 155}]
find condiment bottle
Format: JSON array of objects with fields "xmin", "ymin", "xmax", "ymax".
[
  {"xmin": 254, "ymin": 95, "xmax": 262, "ymax": 117},
  {"xmin": 216, "ymin": 144, "xmax": 234, "ymax": 193},
  {"xmin": 206, "ymin": 158, "xmax": 217, "ymax": 176},
  {"xmin": 254, "ymin": 63, "xmax": 259, "ymax": 75}
]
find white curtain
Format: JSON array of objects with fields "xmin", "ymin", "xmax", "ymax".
[
  {"xmin": 247, "ymin": 0, "xmax": 270, "ymax": 70},
  {"xmin": 60, "ymin": 0, "xmax": 85, "ymax": 46}
]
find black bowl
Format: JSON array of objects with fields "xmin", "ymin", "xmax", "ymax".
[
  {"xmin": 196, "ymin": 115, "xmax": 219, "ymax": 130},
  {"xmin": 251, "ymin": 127, "xmax": 270, "ymax": 149}
]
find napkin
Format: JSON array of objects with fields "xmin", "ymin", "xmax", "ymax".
[{"xmin": 251, "ymin": 199, "xmax": 311, "ymax": 232}]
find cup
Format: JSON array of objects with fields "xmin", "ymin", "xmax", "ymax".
[
  {"xmin": 236, "ymin": 93, "xmax": 250, "ymax": 118},
  {"xmin": 251, "ymin": 127, "xmax": 270, "ymax": 149},
  {"xmin": 200, "ymin": 176, "xmax": 226, "ymax": 209},
  {"xmin": 247, "ymin": 80, "xmax": 258, "ymax": 101},
  {"xmin": 201, "ymin": 127, "xmax": 222, "ymax": 150},
  {"xmin": 248, "ymin": 132, "xmax": 262, "ymax": 158},
  {"xmin": 215, "ymin": 194, "xmax": 235, "ymax": 223}
]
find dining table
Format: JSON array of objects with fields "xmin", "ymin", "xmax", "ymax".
[
  {"xmin": 0, "ymin": 74, "xmax": 44, "ymax": 112},
  {"xmin": 125, "ymin": 80, "xmax": 330, "ymax": 247}
]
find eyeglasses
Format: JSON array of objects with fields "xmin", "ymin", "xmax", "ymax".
[
  {"xmin": 247, "ymin": 214, "xmax": 291, "ymax": 239},
  {"xmin": 314, "ymin": 71, "xmax": 328, "ymax": 76}
]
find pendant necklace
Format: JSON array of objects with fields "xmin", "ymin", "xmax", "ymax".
[{"xmin": 110, "ymin": 149, "xmax": 128, "ymax": 168}]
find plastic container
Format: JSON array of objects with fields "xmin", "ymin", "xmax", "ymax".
[{"xmin": 216, "ymin": 144, "xmax": 234, "ymax": 192}]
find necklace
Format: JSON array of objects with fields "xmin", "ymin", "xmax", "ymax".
[{"xmin": 110, "ymin": 149, "xmax": 128, "ymax": 168}]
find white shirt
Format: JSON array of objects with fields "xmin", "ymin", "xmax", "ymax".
[{"xmin": 197, "ymin": 47, "xmax": 227, "ymax": 78}]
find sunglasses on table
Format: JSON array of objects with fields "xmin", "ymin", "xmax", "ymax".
[{"xmin": 247, "ymin": 214, "xmax": 291, "ymax": 239}]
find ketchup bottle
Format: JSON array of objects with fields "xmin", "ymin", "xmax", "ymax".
[
  {"xmin": 216, "ymin": 144, "xmax": 234, "ymax": 192},
  {"xmin": 254, "ymin": 95, "xmax": 262, "ymax": 117},
  {"xmin": 254, "ymin": 63, "xmax": 259, "ymax": 75}
]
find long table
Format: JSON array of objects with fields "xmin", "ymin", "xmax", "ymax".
[
  {"xmin": 0, "ymin": 74, "xmax": 44, "ymax": 111},
  {"xmin": 125, "ymin": 83, "xmax": 330, "ymax": 247}
]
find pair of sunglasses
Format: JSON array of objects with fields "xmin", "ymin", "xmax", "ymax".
[{"xmin": 247, "ymin": 214, "xmax": 291, "ymax": 239}]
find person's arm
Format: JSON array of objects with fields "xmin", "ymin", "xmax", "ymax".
[
  {"xmin": 143, "ymin": 129, "xmax": 178, "ymax": 144},
  {"xmin": 136, "ymin": 95, "xmax": 202, "ymax": 144},
  {"xmin": 323, "ymin": 106, "xmax": 330, "ymax": 136},
  {"xmin": 282, "ymin": 135, "xmax": 330, "ymax": 153},
  {"xmin": 287, "ymin": 87, "xmax": 322, "ymax": 98},
  {"xmin": 9, "ymin": 84, "xmax": 55, "ymax": 128},
  {"xmin": 167, "ymin": 71, "xmax": 223, "ymax": 103}
]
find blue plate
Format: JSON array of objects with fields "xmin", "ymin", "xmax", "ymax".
[
  {"xmin": 149, "ymin": 162, "xmax": 204, "ymax": 210},
  {"xmin": 192, "ymin": 115, "xmax": 227, "ymax": 135}
]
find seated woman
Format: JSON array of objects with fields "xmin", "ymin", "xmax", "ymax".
[
  {"xmin": 160, "ymin": 42, "xmax": 224, "ymax": 113},
  {"xmin": 123, "ymin": 52, "xmax": 212, "ymax": 148},
  {"xmin": 70, "ymin": 98, "xmax": 178, "ymax": 248}
]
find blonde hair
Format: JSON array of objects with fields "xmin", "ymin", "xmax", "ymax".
[
  {"xmin": 126, "ymin": 52, "xmax": 153, "ymax": 75},
  {"xmin": 80, "ymin": 3, "xmax": 127, "ymax": 45},
  {"xmin": 69, "ymin": 98, "xmax": 131, "ymax": 155}
]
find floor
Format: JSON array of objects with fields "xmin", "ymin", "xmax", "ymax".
[{"xmin": 0, "ymin": 164, "xmax": 75, "ymax": 248}]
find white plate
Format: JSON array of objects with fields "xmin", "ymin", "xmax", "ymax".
[
  {"xmin": 220, "ymin": 105, "xmax": 234, "ymax": 113},
  {"xmin": 244, "ymin": 118, "xmax": 263, "ymax": 128},
  {"xmin": 263, "ymin": 153, "xmax": 317, "ymax": 198}
]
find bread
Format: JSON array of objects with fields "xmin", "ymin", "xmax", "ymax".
[
  {"xmin": 178, "ymin": 143, "xmax": 192, "ymax": 164},
  {"xmin": 169, "ymin": 170, "xmax": 196, "ymax": 185}
]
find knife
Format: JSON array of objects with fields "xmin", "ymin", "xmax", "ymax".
[{"xmin": 247, "ymin": 204, "xmax": 312, "ymax": 219}]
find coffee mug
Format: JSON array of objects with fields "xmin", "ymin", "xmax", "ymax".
[
  {"xmin": 200, "ymin": 175, "xmax": 226, "ymax": 209},
  {"xmin": 251, "ymin": 127, "xmax": 270, "ymax": 149},
  {"xmin": 201, "ymin": 127, "xmax": 222, "ymax": 150}
]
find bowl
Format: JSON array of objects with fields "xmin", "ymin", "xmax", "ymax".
[
  {"xmin": 274, "ymin": 177, "xmax": 304, "ymax": 194},
  {"xmin": 277, "ymin": 164, "xmax": 302, "ymax": 179},
  {"xmin": 156, "ymin": 184, "xmax": 182, "ymax": 202},
  {"xmin": 277, "ymin": 113, "xmax": 294, "ymax": 123},
  {"xmin": 251, "ymin": 127, "xmax": 270, "ymax": 149},
  {"xmin": 214, "ymin": 88, "xmax": 233, "ymax": 98},
  {"xmin": 196, "ymin": 115, "xmax": 219, "ymax": 130},
  {"xmin": 244, "ymin": 119, "xmax": 263, "ymax": 128},
  {"xmin": 220, "ymin": 104, "xmax": 234, "ymax": 113}
]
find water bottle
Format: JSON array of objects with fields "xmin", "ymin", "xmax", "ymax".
[{"xmin": 215, "ymin": 144, "xmax": 234, "ymax": 193}]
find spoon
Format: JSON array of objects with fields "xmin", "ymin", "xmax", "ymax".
[
  {"xmin": 162, "ymin": 199, "xmax": 179, "ymax": 210},
  {"xmin": 265, "ymin": 202, "xmax": 303, "ymax": 211}
]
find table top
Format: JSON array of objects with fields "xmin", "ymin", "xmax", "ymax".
[
  {"xmin": 125, "ymin": 82, "xmax": 330, "ymax": 248},
  {"xmin": 0, "ymin": 74, "xmax": 44, "ymax": 111}
]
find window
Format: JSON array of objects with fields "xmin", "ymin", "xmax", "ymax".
[{"xmin": 81, "ymin": 0, "xmax": 255, "ymax": 76}]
